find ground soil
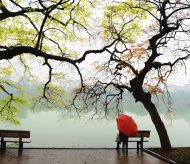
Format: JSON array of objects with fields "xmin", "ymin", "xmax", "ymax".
[{"xmin": 148, "ymin": 147, "xmax": 190, "ymax": 164}]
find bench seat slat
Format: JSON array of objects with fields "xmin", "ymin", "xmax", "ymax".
[
  {"xmin": 116, "ymin": 130, "xmax": 151, "ymax": 153},
  {"xmin": 116, "ymin": 139, "xmax": 149, "ymax": 142},
  {"xmin": 1, "ymin": 138, "xmax": 31, "ymax": 143}
]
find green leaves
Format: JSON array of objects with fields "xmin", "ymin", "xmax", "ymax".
[
  {"xmin": 101, "ymin": 0, "xmax": 152, "ymax": 41},
  {"xmin": 0, "ymin": 90, "xmax": 27, "ymax": 125},
  {"xmin": 0, "ymin": 0, "xmax": 154, "ymax": 123},
  {"xmin": 31, "ymin": 83, "xmax": 68, "ymax": 109}
]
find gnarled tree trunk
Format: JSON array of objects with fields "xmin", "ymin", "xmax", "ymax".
[
  {"xmin": 143, "ymin": 98, "xmax": 171, "ymax": 151},
  {"xmin": 134, "ymin": 89, "xmax": 172, "ymax": 152}
]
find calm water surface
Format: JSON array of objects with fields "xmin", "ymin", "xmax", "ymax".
[{"xmin": 0, "ymin": 104, "xmax": 190, "ymax": 148}]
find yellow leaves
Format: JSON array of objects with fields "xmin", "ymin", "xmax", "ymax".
[
  {"xmin": 0, "ymin": 16, "xmax": 36, "ymax": 47},
  {"xmin": 101, "ymin": 0, "xmax": 153, "ymax": 40},
  {"xmin": 0, "ymin": 77, "xmax": 28, "ymax": 124},
  {"xmin": 0, "ymin": 0, "xmax": 93, "ymax": 56},
  {"xmin": 0, "ymin": 67, "xmax": 12, "ymax": 76},
  {"xmin": 13, "ymin": 96, "xmax": 28, "ymax": 106},
  {"xmin": 0, "ymin": 97, "xmax": 23, "ymax": 125},
  {"xmin": 32, "ymin": 84, "xmax": 68, "ymax": 108}
]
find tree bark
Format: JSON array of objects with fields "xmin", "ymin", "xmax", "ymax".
[
  {"xmin": 134, "ymin": 90, "xmax": 172, "ymax": 152},
  {"xmin": 143, "ymin": 99, "xmax": 171, "ymax": 151}
]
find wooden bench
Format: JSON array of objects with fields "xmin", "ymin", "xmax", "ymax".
[
  {"xmin": 0, "ymin": 130, "xmax": 31, "ymax": 153},
  {"xmin": 116, "ymin": 130, "xmax": 150, "ymax": 153}
]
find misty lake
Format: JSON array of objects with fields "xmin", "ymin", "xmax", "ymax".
[{"xmin": 0, "ymin": 88, "xmax": 190, "ymax": 148}]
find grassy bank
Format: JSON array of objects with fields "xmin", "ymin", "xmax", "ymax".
[{"xmin": 148, "ymin": 147, "xmax": 190, "ymax": 164}]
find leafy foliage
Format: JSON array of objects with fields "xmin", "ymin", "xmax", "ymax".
[
  {"xmin": 101, "ymin": 0, "xmax": 151, "ymax": 41},
  {"xmin": 0, "ymin": 0, "xmax": 96, "ymax": 123},
  {"xmin": 0, "ymin": 79, "xmax": 27, "ymax": 124}
]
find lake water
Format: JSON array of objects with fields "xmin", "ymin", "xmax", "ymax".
[{"xmin": 0, "ymin": 99, "xmax": 190, "ymax": 148}]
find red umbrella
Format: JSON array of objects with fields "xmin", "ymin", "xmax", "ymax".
[{"xmin": 116, "ymin": 114, "xmax": 138, "ymax": 137}]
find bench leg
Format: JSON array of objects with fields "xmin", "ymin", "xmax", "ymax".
[
  {"xmin": 137, "ymin": 141, "xmax": 144, "ymax": 153},
  {"xmin": 116, "ymin": 142, "xmax": 120, "ymax": 149},
  {"xmin": 121, "ymin": 142, "xmax": 128, "ymax": 153},
  {"xmin": 122, "ymin": 142, "xmax": 124, "ymax": 151},
  {"xmin": 18, "ymin": 142, "xmax": 23, "ymax": 153},
  {"xmin": 126, "ymin": 141, "xmax": 128, "ymax": 153},
  {"xmin": 1, "ymin": 142, "xmax": 6, "ymax": 152},
  {"xmin": 141, "ymin": 141, "xmax": 143, "ymax": 152},
  {"xmin": 137, "ymin": 142, "xmax": 140, "ymax": 153}
]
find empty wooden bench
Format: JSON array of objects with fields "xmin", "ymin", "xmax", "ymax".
[
  {"xmin": 116, "ymin": 130, "xmax": 150, "ymax": 153},
  {"xmin": 0, "ymin": 130, "xmax": 31, "ymax": 153}
]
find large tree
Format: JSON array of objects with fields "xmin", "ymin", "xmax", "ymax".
[
  {"xmin": 0, "ymin": 0, "xmax": 190, "ymax": 152},
  {"xmin": 73, "ymin": 0, "xmax": 190, "ymax": 152}
]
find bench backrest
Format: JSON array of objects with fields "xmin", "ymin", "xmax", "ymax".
[
  {"xmin": 0, "ymin": 130, "xmax": 30, "ymax": 138},
  {"xmin": 133, "ymin": 130, "xmax": 150, "ymax": 138},
  {"xmin": 119, "ymin": 130, "xmax": 150, "ymax": 140}
]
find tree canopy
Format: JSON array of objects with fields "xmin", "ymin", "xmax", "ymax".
[
  {"xmin": 0, "ymin": 0, "xmax": 95, "ymax": 123},
  {"xmin": 1, "ymin": 0, "xmax": 190, "ymax": 151}
]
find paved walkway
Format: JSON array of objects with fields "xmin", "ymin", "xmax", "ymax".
[{"xmin": 0, "ymin": 148, "xmax": 168, "ymax": 164}]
